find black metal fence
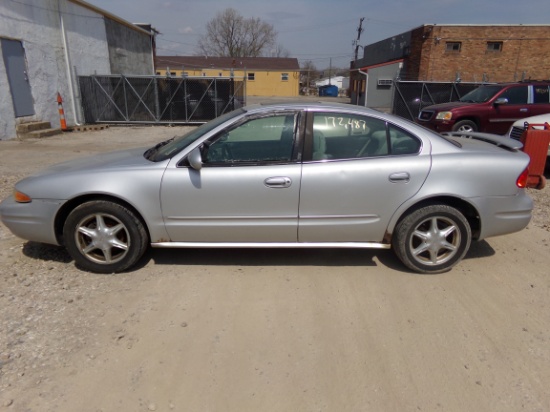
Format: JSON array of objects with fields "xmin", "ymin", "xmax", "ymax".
[
  {"xmin": 78, "ymin": 75, "xmax": 246, "ymax": 124},
  {"xmin": 392, "ymin": 81, "xmax": 485, "ymax": 121}
]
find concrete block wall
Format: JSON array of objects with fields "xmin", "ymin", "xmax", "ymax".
[{"xmin": 0, "ymin": 0, "xmax": 154, "ymax": 140}]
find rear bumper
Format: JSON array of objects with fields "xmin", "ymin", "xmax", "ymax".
[
  {"xmin": 474, "ymin": 193, "xmax": 533, "ymax": 240},
  {"xmin": 0, "ymin": 196, "xmax": 62, "ymax": 245}
]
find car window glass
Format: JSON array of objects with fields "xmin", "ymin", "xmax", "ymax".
[
  {"xmin": 533, "ymin": 86, "xmax": 550, "ymax": 104},
  {"xmin": 499, "ymin": 86, "xmax": 528, "ymax": 104},
  {"xmin": 147, "ymin": 109, "xmax": 245, "ymax": 162},
  {"xmin": 204, "ymin": 114, "xmax": 296, "ymax": 164},
  {"xmin": 459, "ymin": 85, "xmax": 503, "ymax": 103},
  {"xmin": 312, "ymin": 113, "xmax": 388, "ymax": 160},
  {"xmin": 388, "ymin": 124, "xmax": 421, "ymax": 155}
]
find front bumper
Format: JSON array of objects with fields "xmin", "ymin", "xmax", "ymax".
[
  {"xmin": 416, "ymin": 119, "xmax": 454, "ymax": 132},
  {"xmin": 0, "ymin": 196, "xmax": 63, "ymax": 245}
]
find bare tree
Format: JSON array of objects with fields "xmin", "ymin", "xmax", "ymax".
[
  {"xmin": 300, "ymin": 60, "xmax": 319, "ymax": 95},
  {"xmin": 271, "ymin": 44, "xmax": 291, "ymax": 58},
  {"xmin": 301, "ymin": 60, "xmax": 320, "ymax": 80},
  {"xmin": 197, "ymin": 8, "xmax": 277, "ymax": 58}
]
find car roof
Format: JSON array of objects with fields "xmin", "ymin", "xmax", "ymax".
[{"xmin": 242, "ymin": 101, "xmax": 383, "ymax": 116}]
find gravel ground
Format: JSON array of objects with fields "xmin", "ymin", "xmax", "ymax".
[
  {"xmin": 0, "ymin": 126, "xmax": 191, "ymax": 410},
  {"xmin": 0, "ymin": 126, "xmax": 548, "ymax": 411}
]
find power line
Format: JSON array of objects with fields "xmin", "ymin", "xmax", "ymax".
[{"xmin": 157, "ymin": 36, "xmax": 196, "ymax": 47}]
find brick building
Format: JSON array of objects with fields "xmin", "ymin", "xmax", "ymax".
[{"xmin": 351, "ymin": 24, "xmax": 550, "ymax": 108}]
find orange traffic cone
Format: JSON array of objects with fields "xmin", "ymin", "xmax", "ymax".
[{"xmin": 57, "ymin": 92, "xmax": 67, "ymax": 131}]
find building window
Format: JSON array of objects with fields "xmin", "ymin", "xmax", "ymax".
[
  {"xmin": 281, "ymin": 73, "xmax": 289, "ymax": 81},
  {"xmin": 247, "ymin": 72, "xmax": 255, "ymax": 81},
  {"xmin": 445, "ymin": 42, "xmax": 461, "ymax": 53},
  {"xmin": 487, "ymin": 42, "xmax": 503, "ymax": 52}
]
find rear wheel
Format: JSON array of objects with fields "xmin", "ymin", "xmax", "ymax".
[
  {"xmin": 452, "ymin": 120, "xmax": 477, "ymax": 133},
  {"xmin": 63, "ymin": 200, "xmax": 148, "ymax": 273},
  {"xmin": 393, "ymin": 205, "xmax": 471, "ymax": 274}
]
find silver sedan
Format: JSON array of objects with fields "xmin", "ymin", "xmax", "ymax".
[{"xmin": 0, "ymin": 103, "xmax": 533, "ymax": 274}]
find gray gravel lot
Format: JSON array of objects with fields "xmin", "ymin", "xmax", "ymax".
[{"xmin": 0, "ymin": 124, "xmax": 549, "ymax": 412}]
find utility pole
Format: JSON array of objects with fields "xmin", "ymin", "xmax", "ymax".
[{"xmin": 354, "ymin": 17, "xmax": 365, "ymax": 62}]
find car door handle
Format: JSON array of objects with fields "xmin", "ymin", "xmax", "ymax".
[
  {"xmin": 389, "ymin": 172, "xmax": 410, "ymax": 183},
  {"xmin": 520, "ymin": 108, "xmax": 528, "ymax": 112},
  {"xmin": 264, "ymin": 176, "xmax": 292, "ymax": 188}
]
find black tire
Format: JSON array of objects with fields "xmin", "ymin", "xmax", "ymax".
[
  {"xmin": 63, "ymin": 200, "xmax": 148, "ymax": 273},
  {"xmin": 392, "ymin": 205, "xmax": 472, "ymax": 274},
  {"xmin": 452, "ymin": 120, "xmax": 477, "ymax": 133}
]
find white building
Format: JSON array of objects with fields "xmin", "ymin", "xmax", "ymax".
[
  {"xmin": 0, "ymin": 0, "xmax": 155, "ymax": 140},
  {"xmin": 314, "ymin": 76, "xmax": 350, "ymax": 91}
]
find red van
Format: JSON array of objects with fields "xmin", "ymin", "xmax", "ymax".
[{"xmin": 416, "ymin": 82, "xmax": 550, "ymax": 135}]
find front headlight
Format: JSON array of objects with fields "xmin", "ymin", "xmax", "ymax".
[{"xmin": 436, "ymin": 111, "xmax": 453, "ymax": 121}]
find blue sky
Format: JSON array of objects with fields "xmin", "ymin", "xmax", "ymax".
[{"xmin": 89, "ymin": 0, "xmax": 550, "ymax": 70}]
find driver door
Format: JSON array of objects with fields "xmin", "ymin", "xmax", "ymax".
[{"xmin": 160, "ymin": 111, "xmax": 303, "ymax": 242}]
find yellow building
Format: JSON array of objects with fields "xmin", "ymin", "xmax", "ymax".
[{"xmin": 155, "ymin": 56, "xmax": 300, "ymax": 97}]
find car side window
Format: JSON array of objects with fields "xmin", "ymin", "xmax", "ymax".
[
  {"xmin": 388, "ymin": 124, "xmax": 421, "ymax": 155},
  {"xmin": 311, "ymin": 113, "xmax": 389, "ymax": 160},
  {"xmin": 203, "ymin": 114, "xmax": 297, "ymax": 165},
  {"xmin": 533, "ymin": 86, "xmax": 550, "ymax": 104},
  {"xmin": 499, "ymin": 86, "xmax": 528, "ymax": 104}
]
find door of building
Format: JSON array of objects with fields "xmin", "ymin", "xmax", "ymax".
[{"xmin": 1, "ymin": 38, "xmax": 34, "ymax": 117}]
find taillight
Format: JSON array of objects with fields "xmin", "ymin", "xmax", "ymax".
[{"xmin": 516, "ymin": 167, "xmax": 529, "ymax": 188}]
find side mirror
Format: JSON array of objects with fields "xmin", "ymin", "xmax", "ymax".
[
  {"xmin": 188, "ymin": 147, "xmax": 202, "ymax": 170},
  {"xmin": 494, "ymin": 97, "xmax": 508, "ymax": 105}
]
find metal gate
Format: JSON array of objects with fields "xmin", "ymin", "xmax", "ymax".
[
  {"xmin": 392, "ymin": 81, "xmax": 485, "ymax": 121},
  {"xmin": 78, "ymin": 75, "xmax": 246, "ymax": 124}
]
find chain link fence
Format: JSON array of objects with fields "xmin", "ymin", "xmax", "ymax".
[
  {"xmin": 78, "ymin": 75, "xmax": 246, "ymax": 124},
  {"xmin": 392, "ymin": 81, "xmax": 485, "ymax": 121}
]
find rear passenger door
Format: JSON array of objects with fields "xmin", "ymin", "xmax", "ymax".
[
  {"xmin": 298, "ymin": 111, "xmax": 431, "ymax": 242},
  {"xmin": 491, "ymin": 85, "xmax": 530, "ymax": 134}
]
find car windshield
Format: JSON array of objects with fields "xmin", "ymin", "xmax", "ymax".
[
  {"xmin": 459, "ymin": 85, "xmax": 504, "ymax": 103},
  {"xmin": 145, "ymin": 108, "xmax": 246, "ymax": 162}
]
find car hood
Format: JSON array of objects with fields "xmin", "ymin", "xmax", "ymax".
[
  {"xmin": 421, "ymin": 102, "xmax": 478, "ymax": 112},
  {"xmin": 14, "ymin": 147, "xmax": 168, "ymax": 200},
  {"xmin": 511, "ymin": 113, "xmax": 550, "ymax": 127},
  {"xmin": 27, "ymin": 147, "xmax": 152, "ymax": 178}
]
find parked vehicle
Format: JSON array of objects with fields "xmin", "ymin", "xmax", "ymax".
[
  {"xmin": 417, "ymin": 82, "xmax": 550, "ymax": 134},
  {"xmin": 507, "ymin": 113, "xmax": 550, "ymax": 156},
  {"xmin": 0, "ymin": 103, "xmax": 533, "ymax": 274}
]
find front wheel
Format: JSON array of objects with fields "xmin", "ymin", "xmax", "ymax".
[
  {"xmin": 452, "ymin": 120, "xmax": 477, "ymax": 133},
  {"xmin": 63, "ymin": 200, "xmax": 148, "ymax": 273},
  {"xmin": 392, "ymin": 205, "xmax": 472, "ymax": 274}
]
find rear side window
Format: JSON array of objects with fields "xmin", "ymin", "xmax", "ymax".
[
  {"xmin": 533, "ymin": 86, "xmax": 550, "ymax": 104},
  {"xmin": 310, "ymin": 112, "xmax": 421, "ymax": 160},
  {"xmin": 311, "ymin": 113, "xmax": 388, "ymax": 160},
  {"xmin": 499, "ymin": 86, "xmax": 528, "ymax": 104},
  {"xmin": 388, "ymin": 124, "xmax": 421, "ymax": 155}
]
